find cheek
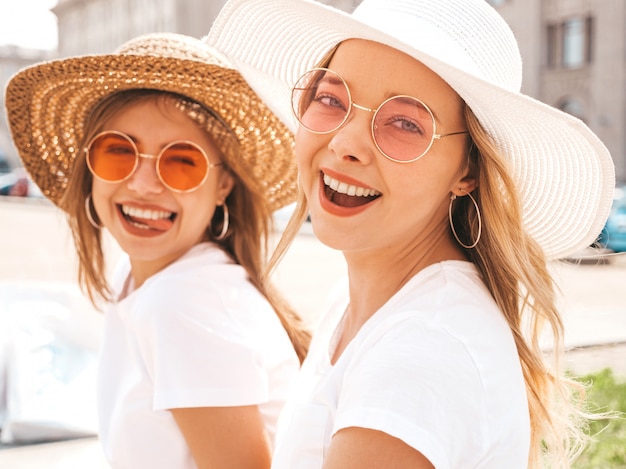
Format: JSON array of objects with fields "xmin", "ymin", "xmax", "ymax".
[
  {"xmin": 91, "ymin": 180, "xmax": 117, "ymax": 217},
  {"xmin": 182, "ymin": 185, "xmax": 219, "ymax": 225},
  {"xmin": 383, "ymin": 158, "xmax": 458, "ymax": 206},
  {"xmin": 295, "ymin": 129, "xmax": 323, "ymax": 179}
]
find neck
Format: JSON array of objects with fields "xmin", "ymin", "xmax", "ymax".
[
  {"xmin": 335, "ymin": 228, "xmax": 466, "ymax": 359},
  {"xmin": 352, "ymin": 233, "xmax": 463, "ymax": 314}
]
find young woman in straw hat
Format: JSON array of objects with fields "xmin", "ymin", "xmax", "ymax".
[
  {"xmin": 5, "ymin": 33, "xmax": 310, "ymax": 469},
  {"xmin": 206, "ymin": 0, "xmax": 615, "ymax": 467}
]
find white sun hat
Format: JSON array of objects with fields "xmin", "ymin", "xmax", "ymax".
[{"xmin": 205, "ymin": 0, "xmax": 615, "ymax": 260}]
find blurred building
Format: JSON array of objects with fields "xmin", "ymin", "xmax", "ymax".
[
  {"xmin": 491, "ymin": 0, "xmax": 625, "ymax": 183},
  {"xmin": 0, "ymin": 46, "xmax": 54, "ymax": 170},
  {"xmin": 1, "ymin": 0, "xmax": 624, "ymax": 182},
  {"xmin": 52, "ymin": 0, "xmax": 361, "ymax": 57},
  {"xmin": 0, "ymin": 0, "xmax": 359, "ymax": 169}
]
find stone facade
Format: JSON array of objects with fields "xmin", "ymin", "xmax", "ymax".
[
  {"xmin": 0, "ymin": 47, "xmax": 53, "ymax": 169},
  {"xmin": 1, "ymin": 0, "xmax": 624, "ymax": 181},
  {"xmin": 493, "ymin": 0, "xmax": 625, "ymax": 182}
]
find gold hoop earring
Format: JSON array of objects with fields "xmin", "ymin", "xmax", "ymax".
[
  {"xmin": 85, "ymin": 194, "xmax": 103, "ymax": 229},
  {"xmin": 448, "ymin": 190, "xmax": 482, "ymax": 249},
  {"xmin": 213, "ymin": 203, "xmax": 229, "ymax": 241}
]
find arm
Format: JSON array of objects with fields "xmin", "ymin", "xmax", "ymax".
[
  {"xmin": 323, "ymin": 427, "xmax": 434, "ymax": 469},
  {"xmin": 171, "ymin": 404, "xmax": 271, "ymax": 469}
]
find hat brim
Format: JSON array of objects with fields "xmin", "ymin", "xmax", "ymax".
[
  {"xmin": 5, "ymin": 50, "xmax": 297, "ymax": 211},
  {"xmin": 207, "ymin": 0, "xmax": 615, "ymax": 260}
]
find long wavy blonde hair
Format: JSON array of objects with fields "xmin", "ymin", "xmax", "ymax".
[
  {"xmin": 268, "ymin": 45, "xmax": 594, "ymax": 467},
  {"xmin": 61, "ymin": 89, "xmax": 310, "ymax": 363}
]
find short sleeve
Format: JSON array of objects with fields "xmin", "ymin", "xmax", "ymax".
[
  {"xmin": 333, "ymin": 317, "xmax": 489, "ymax": 469},
  {"xmin": 130, "ymin": 275, "xmax": 269, "ymax": 411}
]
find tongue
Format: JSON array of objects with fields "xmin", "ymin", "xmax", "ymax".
[{"xmin": 129, "ymin": 215, "xmax": 173, "ymax": 231}]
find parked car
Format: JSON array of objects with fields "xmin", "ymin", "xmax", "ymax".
[
  {"xmin": 597, "ymin": 185, "xmax": 626, "ymax": 252},
  {"xmin": 0, "ymin": 155, "xmax": 10, "ymax": 173},
  {"xmin": 0, "ymin": 169, "xmax": 43, "ymax": 198}
]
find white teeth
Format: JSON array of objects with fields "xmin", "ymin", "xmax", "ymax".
[
  {"xmin": 129, "ymin": 221, "xmax": 150, "ymax": 230},
  {"xmin": 323, "ymin": 174, "xmax": 381, "ymax": 197},
  {"xmin": 122, "ymin": 205, "xmax": 172, "ymax": 220}
]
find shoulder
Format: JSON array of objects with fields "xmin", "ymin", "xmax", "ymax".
[
  {"xmin": 122, "ymin": 243, "xmax": 275, "ymax": 334},
  {"xmin": 145, "ymin": 243, "xmax": 258, "ymax": 301},
  {"xmin": 158, "ymin": 242, "xmax": 246, "ymax": 282},
  {"xmin": 336, "ymin": 260, "xmax": 523, "ymax": 423},
  {"xmin": 398, "ymin": 261, "xmax": 495, "ymax": 310},
  {"xmin": 386, "ymin": 261, "xmax": 510, "ymax": 348},
  {"xmin": 330, "ymin": 263, "xmax": 528, "ymax": 466}
]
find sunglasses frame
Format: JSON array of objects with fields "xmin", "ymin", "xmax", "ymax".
[
  {"xmin": 85, "ymin": 130, "xmax": 222, "ymax": 193},
  {"xmin": 292, "ymin": 68, "xmax": 469, "ymax": 163}
]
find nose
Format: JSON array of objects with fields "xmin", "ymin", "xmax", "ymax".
[
  {"xmin": 327, "ymin": 102, "xmax": 377, "ymax": 164},
  {"xmin": 125, "ymin": 155, "xmax": 165, "ymax": 194}
]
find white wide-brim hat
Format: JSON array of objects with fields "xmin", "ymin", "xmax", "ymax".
[{"xmin": 206, "ymin": 0, "xmax": 615, "ymax": 260}]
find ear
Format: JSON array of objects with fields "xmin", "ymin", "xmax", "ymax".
[
  {"xmin": 451, "ymin": 155, "xmax": 478, "ymax": 196},
  {"xmin": 216, "ymin": 169, "xmax": 236, "ymax": 202},
  {"xmin": 451, "ymin": 174, "xmax": 477, "ymax": 197}
]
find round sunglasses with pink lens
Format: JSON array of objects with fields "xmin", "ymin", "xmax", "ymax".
[{"xmin": 291, "ymin": 68, "xmax": 468, "ymax": 163}]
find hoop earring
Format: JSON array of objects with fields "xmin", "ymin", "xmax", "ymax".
[
  {"xmin": 213, "ymin": 203, "xmax": 229, "ymax": 241},
  {"xmin": 449, "ymin": 190, "xmax": 482, "ymax": 249},
  {"xmin": 85, "ymin": 194, "xmax": 103, "ymax": 229}
]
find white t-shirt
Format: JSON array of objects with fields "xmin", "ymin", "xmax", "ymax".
[
  {"xmin": 272, "ymin": 261, "xmax": 530, "ymax": 469},
  {"xmin": 97, "ymin": 242, "xmax": 299, "ymax": 469}
]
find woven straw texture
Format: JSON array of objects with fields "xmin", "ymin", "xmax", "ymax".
[{"xmin": 5, "ymin": 33, "xmax": 297, "ymax": 211}]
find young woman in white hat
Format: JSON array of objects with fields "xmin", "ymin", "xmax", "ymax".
[
  {"xmin": 5, "ymin": 33, "xmax": 310, "ymax": 468},
  {"xmin": 206, "ymin": 0, "xmax": 615, "ymax": 467}
]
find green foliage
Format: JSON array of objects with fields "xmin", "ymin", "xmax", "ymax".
[{"xmin": 573, "ymin": 368, "xmax": 626, "ymax": 469}]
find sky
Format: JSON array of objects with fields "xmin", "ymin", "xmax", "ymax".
[{"xmin": 0, "ymin": 0, "xmax": 58, "ymax": 50}]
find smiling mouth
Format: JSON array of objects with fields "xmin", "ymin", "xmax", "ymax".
[
  {"xmin": 322, "ymin": 173, "xmax": 381, "ymax": 208},
  {"xmin": 118, "ymin": 204, "xmax": 176, "ymax": 231}
]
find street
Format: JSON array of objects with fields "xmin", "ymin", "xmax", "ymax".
[
  {"xmin": 2, "ymin": 198, "xmax": 625, "ymax": 348},
  {"xmin": 1, "ymin": 197, "xmax": 625, "ymax": 467}
]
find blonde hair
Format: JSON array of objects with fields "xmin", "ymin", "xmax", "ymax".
[
  {"xmin": 269, "ymin": 42, "xmax": 595, "ymax": 464},
  {"xmin": 270, "ymin": 109, "xmax": 591, "ymax": 466},
  {"xmin": 464, "ymin": 107, "xmax": 593, "ymax": 468},
  {"xmin": 61, "ymin": 89, "xmax": 310, "ymax": 362}
]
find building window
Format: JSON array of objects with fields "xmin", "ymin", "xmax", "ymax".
[
  {"xmin": 563, "ymin": 18, "xmax": 585, "ymax": 67},
  {"xmin": 546, "ymin": 24, "xmax": 558, "ymax": 68},
  {"xmin": 545, "ymin": 16, "xmax": 593, "ymax": 69},
  {"xmin": 562, "ymin": 16, "xmax": 593, "ymax": 67}
]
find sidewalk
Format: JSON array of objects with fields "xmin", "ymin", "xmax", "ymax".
[
  {"xmin": 2, "ymin": 199, "xmax": 625, "ymax": 352},
  {"xmin": 1, "ymin": 199, "xmax": 625, "ymax": 467}
]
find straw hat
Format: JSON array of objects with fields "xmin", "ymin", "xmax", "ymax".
[
  {"xmin": 4, "ymin": 32, "xmax": 297, "ymax": 211},
  {"xmin": 206, "ymin": 0, "xmax": 615, "ymax": 260}
]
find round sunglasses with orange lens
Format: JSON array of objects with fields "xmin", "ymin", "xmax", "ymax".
[{"xmin": 85, "ymin": 131, "xmax": 222, "ymax": 192}]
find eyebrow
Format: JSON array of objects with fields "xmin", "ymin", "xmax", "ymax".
[
  {"xmin": 390, "ymin": 94, "xmax": 442, "ymax": 123},
  {"xmin": 117, "ymin": 132, "xmax": 180, "ymax": 152},
  {"xmin": 317, "ymin": 74, "xmax": 344, "ymax": 87},
  {"xmin": 324, "ymin": 69, "xmax": 444, "ymax": 125}
]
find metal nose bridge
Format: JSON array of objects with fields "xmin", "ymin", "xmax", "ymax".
[
  {"xmin": 137, "ymin": 152, "xmax": 159, "ymax": 160},
  {"xmin": 346, "ymin": 102, "xmax": 378, "ymax": 131},
  {"xmin": 345, "ymin": 101, "xmax": 377, "ymax": 130},
  {"xmin": 351, "ymin": 102, "xmax": 376, "ymax": 114}
]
